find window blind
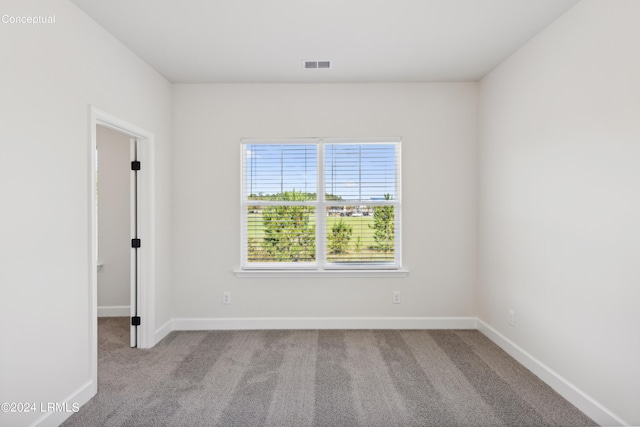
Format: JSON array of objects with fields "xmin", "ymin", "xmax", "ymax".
[
  {"xmin": 323, "ymin": 142, "xmax": 399, "ymax": 264},
  {"xmin": 241, "ymin": 138, "xmax": 401, "ymax": 269}
]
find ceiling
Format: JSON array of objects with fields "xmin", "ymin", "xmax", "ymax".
[{"xmin": 70, "ymin": 0, "xmax": 580, "ymax": 83}]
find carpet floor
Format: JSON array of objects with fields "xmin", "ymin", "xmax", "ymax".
[{"xmin": 63, "ymin": 318, "xmax": 596, "ymax": 427}]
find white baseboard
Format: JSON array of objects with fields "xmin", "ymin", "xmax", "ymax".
[
  {"xmin": 153, "ymin": 319, "xmax": 174, "ymax": 345},
  {"xmin": 171, "ymin": 316, "xmax": 477, "ymax": 331},
  {"xmin": 97, "ymin": 305, "xmax": 130, "ymax": 317},
  {"xmin": 477, "ymin": 319, "xmax": 627, "ymax": 427},
  {"xmin": 31, "ymin": 380, "xmax": 95, "ymax": 427}
]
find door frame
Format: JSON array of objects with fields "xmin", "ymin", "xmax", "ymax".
[{"xmin": 88, "ymin": 106, "xmax": 156, "ymax": 388}]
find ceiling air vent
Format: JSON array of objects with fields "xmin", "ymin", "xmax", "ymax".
[{"xmin": 304, "ymin": 60, "xmax": 331, "ymax": 69}]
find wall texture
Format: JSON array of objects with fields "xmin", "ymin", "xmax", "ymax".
[
  {"xmin": 97, "ymin": 125, "xmax": 131, "ymax": 314},
  {"xmin": 172, "ymin": 83, "xmax": 477, "ymax": 321},
  {"xmin": 0, "ymin": 1, "xmax": 173, "ymax": 425},
  {"xmin": 478, "ymin": 0, "xmax": 640, "ymax": 424}
]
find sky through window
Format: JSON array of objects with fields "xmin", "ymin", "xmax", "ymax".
[{"xmin": 245, "ymin": 143, "xmax": 396, "ymax": 200}]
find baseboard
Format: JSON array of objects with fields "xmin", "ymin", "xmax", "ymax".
[
  {"xmin": 477, "ymin": 319, "xmax": 627, "ymax": 427},
  {"xmin": 153, "ymin": 318, "xmax": 174, "ymax": 345},
  {"xmin": 171, "ymin": 316, "xmax": 477, "ymax": 331},
  {"xmin": 30, "ymin": 380, "xmax": 95, "ymax": 427},
  {"xmin": 97, "ymin": 305, "xmax": 130, "ymax": 317}
]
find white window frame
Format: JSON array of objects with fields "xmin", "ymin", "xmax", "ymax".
[{"xmin": 238, "ymin": 137, "xmax": 405, "ymax": 275}]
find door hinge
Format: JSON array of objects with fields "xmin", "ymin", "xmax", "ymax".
[
  {"xmin": 131, "ymin": 238, "xmax": 141, "ymax": 248},
  {"xmin": 131, "ymin": 160, "xmax": 141, "ymax": 171},
  {"xmin": 131, "ymin": 316, "xmax": 141, "ymax": 326}
]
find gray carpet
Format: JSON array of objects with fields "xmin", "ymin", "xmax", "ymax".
[{"xmin": 63, "ymin": 318, "xmax": 596, "ymax": 427}]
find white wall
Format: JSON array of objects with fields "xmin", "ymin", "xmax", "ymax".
[
  {"xmin": 172, "ymin": 83, "xmax": 477, "ymax": 322},
  {"xmin": 0, "ymin": 1, "xmax": 173, "ymax": 426},
  {"xmin": 6, "ymin": 0, "xmax": 636, "ymax": 425},
  {"xmin": 478, "ymin": 0, "xmax": 640, "ymax": 425},
  {"xmin": 97, "ymin": 125, "xmax": 131, "ymax": 315}
]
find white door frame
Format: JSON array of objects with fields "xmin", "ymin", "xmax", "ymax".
[{"xmin": 89, "ymin": 106, "xmax": 156, "ymax": 387}]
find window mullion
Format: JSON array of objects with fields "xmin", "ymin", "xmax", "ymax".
[{"xmin": 317, "ymin": 140, "xmax": 326, "ymax": 269}]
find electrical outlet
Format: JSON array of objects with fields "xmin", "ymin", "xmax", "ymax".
[
  {"xmin": 508, "ymin": 309, "xmax": 515, "ymax": 327},
  {"xmin": 392, "ymin": 291, "xmax": 401, "ymax": 304},
  {"xmin": 222, "ymin": 292, "xmax": 231, "ymax": 305}
]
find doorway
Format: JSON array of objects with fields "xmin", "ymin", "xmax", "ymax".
[
  {"xmin": 89, "ymin": 107, "xmax": 156, "ymax": 389},
  {"xmin": 96, "ymin": 125, "xmax": 138, "ymax": 347}
]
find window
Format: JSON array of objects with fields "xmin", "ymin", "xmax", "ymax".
[{"xmin": 241, "ymin": 138, "xmax": 401, "ymax": 271}]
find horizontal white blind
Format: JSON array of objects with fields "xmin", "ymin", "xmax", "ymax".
[
  {"xmin": 324, "ymin": 143, "xmax": 399, "ymax": 202},
  {"xmin": 242, "ymin": 143, "xmax": 318, "ymax": 266},
  {"xmin": 247, "ymin": 206, "xmax": 316, "ymax": 263},
  {"xmin": 325, "ymin": 207, "xmax": 395, "ymax": 263},
  {"xmin": 241, "ymin": 139, "xmax": 401, "ymax": 269},
  {"xmin": 323, "ymin": 142, "xmax": 399, "ymax": 265},
  {"xmin": 244, "ymin": 143, "xmax": 317, "ymax": 201}
]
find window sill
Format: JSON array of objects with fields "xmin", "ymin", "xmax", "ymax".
[{"xmin": 233, "ymin": 269, "xmax": 410, "ymax": 278}]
